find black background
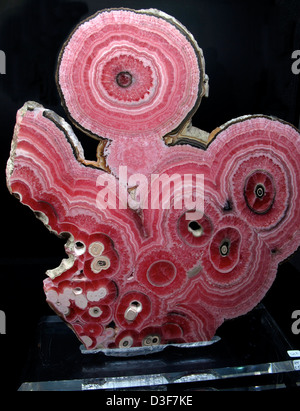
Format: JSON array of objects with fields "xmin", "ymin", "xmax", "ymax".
[{"xmin": 0, "ymin": 0, "xmax": 300, "ymax": 392}]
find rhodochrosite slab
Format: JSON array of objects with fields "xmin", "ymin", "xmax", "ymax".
[
  {"xmin": 6, "ymin": 8, "xmax": 300, "ymax": 351},
  {"xmin": 57, "ymin": 8, "xmax": 206, "ymax": 141},
  {"xmin": 6, "ymin": 102, "xmax": 300, "ymax": 350},
  {"xmin": 56, "ymin": 8, "xmax": 208, "ymax": 177}
]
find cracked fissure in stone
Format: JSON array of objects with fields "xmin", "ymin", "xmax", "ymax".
[{"xmin": 6, "ymin": 8, "xmax": 300, "ymax": 351}]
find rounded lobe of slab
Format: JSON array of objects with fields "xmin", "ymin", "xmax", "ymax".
[
  {"xmin": 56, "ymin": 8, "xmax": 206, "ymax": 141},
  {"xmin": 209, "ymin": 115, "xmax": 300, "ymax": 262}
]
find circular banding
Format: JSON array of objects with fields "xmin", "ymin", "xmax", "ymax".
[
  {"xmin": 119, "ymin": 335, "xmax": 134, "ymax": 348},
  {"xmin": 139, "ymin": 326, "xmax": 163, "ymax": 346},
  {"xmin": 161, "ymin": 322, "xmax": 183, "ymax": 340},
  {"xmin": 232, "ymin": 154, "xmax": 289, "ymax": 230},
  {"xmin": 142, "ymin": 335, "xmax": 161, "ymax": 346},
  {"xmin": 244, "ymin": 170, "xmax": 275, "ymax": 214},
  {"xmin": 72, "ymin": 322, "xmax": 104, "ymax": 350},
  {"xmin": 219, "ymin": 240, "xmax": 230, "ymax": 257},
  {"xmin": 85, "ymin": 278, "xmax": 118, "ymax": 305},
  {"xmin": 255, "ymin": 185, "xmax": 265, "ymax": 198},
  {"xmin": 84, "ymin": 234, "xmax": 120, "ymax": 280},
  {"xmin": 210, "ymin": 227, "xmax": 241, "ymax": 273},
  {"xmin": 116, "ymin": 330, "xmax": 139, "ymax": 348},
  {"xmin": 81, "ymin": 303, "xmax": 112, "ymax": 323},
  {"xmin": 116, "ymin": 71, "xmax": 132, "ymax": 88},
  {"xmin": 89, "ymin": 241, "xmax": 105, "ymax": 257},
  {"xmin": 57, "ymin": 8, "xmax": 205, "ymax": 140},
  {"xmin": 86, "ymin": 287, "xmax": 107, "ymax": 301},
  {"xmin": 136, "ymin": 249, "xmax": 187, "ymax": 297},
  {"xmin": 147, "ymin": 260, "xmax": 177, "ymax": 287},
  {"xmin": 210, "ymin": 116, "xmax": 297, "ymax": 235},
  {"xmin": 88, "ymin": 306, "xmax": 102, "ymax": 318},
  {"xmin": 91, "ymin": 256, "xmax": 111, "ymax": 273},
  {"xmin": 102, "ymin": 54, "xmax": 153, "ymax": 102}
]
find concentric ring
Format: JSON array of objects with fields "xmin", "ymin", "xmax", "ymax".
[{"xmin": 56, "ymin": 8, "xmax": 205, "ymax": 140}]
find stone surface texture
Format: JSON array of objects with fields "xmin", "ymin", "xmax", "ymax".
[{"xmin": 6, "ymin": 8, "xmax": 300, "ymax": 350}]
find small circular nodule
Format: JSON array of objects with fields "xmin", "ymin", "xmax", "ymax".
[
  {"xmin": 124, "ymin": 300, "xmax": 143, "ymax": 322},
  {"xmin": 219, "ymin": 240, "xmax": 230, "ymax": 257},
  {"xmin": 91, "ymin": 256, "xmax": 110, "ymax": 273},
  {"xmin": 88, "ymin": 306, "xmax": 102, "ymax": 318},
  {"xmin": 89, "ymin": 241, "xmax": 104, "ymax": 257},
  {"xmin": 244, "ymin": 170, "xmax": 275, "ymax": 214},
  {"xmin": 116, "ymin": 71, "xmax": 132, "ymax": 88},
  {"xmin": 255, "ymin": 184, "xmax": 265, "ymax": 199},
  {"xmin": 124, "ymin": 307, "xmax": 138, "ymax": 322},
  {"xmin": 119, "ymin": 336, "xmax": 134, "ymax": 349},
  {"xmin": 142, "ymin": 335, "xmax": 161, "ymax": 347}
]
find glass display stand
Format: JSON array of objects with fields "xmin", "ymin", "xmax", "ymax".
[{"xmin": 18, "ymin": 304, "xmax": 300, "ymax": 391}]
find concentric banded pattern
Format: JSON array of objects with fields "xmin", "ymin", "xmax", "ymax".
[
  {"xmin": 6, "ymin": 103, "xmax": 300, "ymax": 350},
  {"xmin": 209, "ymin": 115, "xmax": 300, "ymax": 262},
  {"xmin": 6, "ymin": 8, "xmax": 300, "ymax": 351},
  {"xmin": 244, "ymin": 170, "xmax": 275, "ymax": 214},
  {"xmin": 57, "ymin": 8, "xmax": 204, "ymax": 140}
]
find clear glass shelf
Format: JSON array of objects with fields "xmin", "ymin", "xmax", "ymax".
[{"xmin": 18, "ymin": 304, "xmax": 300, "ymax": 391}]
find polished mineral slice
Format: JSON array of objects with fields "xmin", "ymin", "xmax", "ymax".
[
  {"xmin": 57, "ymin": 8, "xmax": 207, "ymax": 141},
  {"xmin": 6, "ymin": 8, "xmax": 300, "ymax": 351},
  {"xmin": 7, "ymin": 101, "xmax": 300, "ymax": 350},
  {"xmin": 56, "ymin": 8, "xmax": 208, "ymax": 176}
]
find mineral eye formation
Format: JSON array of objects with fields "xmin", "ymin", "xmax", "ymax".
[{"xmin": 6, "ymin": 8, "xmax": 300, "ymax": 350}]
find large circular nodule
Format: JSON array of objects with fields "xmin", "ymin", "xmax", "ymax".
[
  {"xmin": 244, "ymin": 170, "xmax": 275, "ymax": 214},
  {"xmin": 57, "ymin": 8, "xmax": 204, "ymax": 140},
  {"xmin": 228, "ymin": 145, "xmax": 290, "ymax": 231},
  {"xmin": 147, "ymin": 260, "xmax": 177, "ymax": 287}
]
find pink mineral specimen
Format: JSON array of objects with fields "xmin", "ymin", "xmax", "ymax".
[
  {"xmin": 56, "ymin": 8, "xmax": 208, "ymax": 177},
  {"xmin": 6, "ymin": 8, "xmax": 300, "ymax": 351}
]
